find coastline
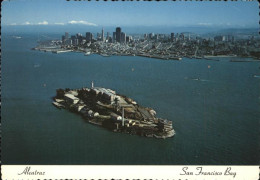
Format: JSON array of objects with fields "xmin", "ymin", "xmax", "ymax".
[{"xmin": 204, "ymin": 55, "xmax": 237, "ymax": 58}]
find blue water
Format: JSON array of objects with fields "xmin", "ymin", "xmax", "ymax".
[{"xmin": 2, "ymin": 32, "xmax": 260, "ymax": 165}]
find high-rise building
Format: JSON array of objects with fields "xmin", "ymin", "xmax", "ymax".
[
  {"xmin": 101, "ymin": 28, "xmax": 104, "ymax": 42},
  {"xmin": 126, "ymin": 36, "xmax": 132, "ymax": 43},
  {"xmin": 222, "ymin": 36, "xmax": 226, "ymax": 42},
  {"xmin": 171, "ymin": 33, "xmax": 174, "ymax": 42},
  {"xmin": 113, "ymin": 32, "xmax": 116, "ymax": 43},
  {"xmin": 107, "ymin": 32, "xmax": 109, "ymax": 40},
  {"xmin": 86, "ymin": 32, "xmax": 93, "ymax": 42},
  {"xmin": 116, "ymin": 27, "xmax": 121, "ymax": 43},
  {"xmin": 214, "ymin": 36, "xmax": 222, "ymax": 42},
  {"xmin": 71, "ymin": 35, "xmax": 76, "ymax": 45},
  {"xmin": 65, "ymin": 32, "xmax": 69, "ymax": 40},
  {"xmin": 121, "ymin": 32, "xmax": 126, "ymax": 43},
  {"xmin": 227, "ymin": 35, "xmax": 233, "ymax": 42},
  {"xmin": 180, "ymin": 33, "xmax": 185, "ymax": 41},
  {"xmin": 76, "ymin": 33, "xmax": 83, "ymax": 44},
  {"xmin": 63, "ymin": 32, "xmax": 71, "ymax": 45},
  {"xmin": 62, "ymin": 35, "xmax": 65, "ymax": 44},
  {"xmin": 76, "ymin": 33, "xmax": 82, "ymax": 38},
  {"xmin": 97, "ymin": 33, "xmax": 100, "ymax": 40},
  {"xmin": 148, "ymin": 33, "xmax": 154, "ymax": 39},
  {"xmin": 154, "ymin": 34, "xmax": 158, "ymax": 40}
]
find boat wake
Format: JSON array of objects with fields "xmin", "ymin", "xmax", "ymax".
[
  {"xmin": 34, "ymin": 64, "xmax": 41, "ymax": 68},
  {"xmin": 184, "ymin": 77, "xmax": 210, "ymax": 82}
]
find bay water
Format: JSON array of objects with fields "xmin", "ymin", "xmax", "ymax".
[{"xmin": 2, "ymin": 32, "xmax": 260, "ymax": 164}]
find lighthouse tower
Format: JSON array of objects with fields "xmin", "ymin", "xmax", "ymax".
[
  {"xmin": 122, "ymin": 107, "xmax": 125, "ymax": 126},
  {"xmin": 91, "ymin": 81, "xmax": 94, "ymax": 89}
]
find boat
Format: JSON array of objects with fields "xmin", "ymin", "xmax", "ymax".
[
  {"xmin": 100, "ymin": 53, "xmax": 110, "ymax": 57},
  {"xmin": 13, "ymin": 36, "xmax": 22, "ymax": 39}
]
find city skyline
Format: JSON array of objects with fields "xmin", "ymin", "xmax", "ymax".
[{"xmin": 2, "ymin": 0, "xmax": 258, "ymax": 28}]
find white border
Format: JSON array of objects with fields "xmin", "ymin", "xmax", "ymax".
[{"xmin": 1, "ymin": 165, "xmax": 259, "ymax": 180}]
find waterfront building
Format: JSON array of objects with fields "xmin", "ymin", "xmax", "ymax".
[
  {"xmin": 116, "ymin": 27, "xmax": 121, "ymax": 43},
  {"xmin": 86, "ymin": 32, "xmax": 93, "ymax": 42}
]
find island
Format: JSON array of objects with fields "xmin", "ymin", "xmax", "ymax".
[{"xmin": 52, "ymin": 82, "xmax": 175, "ymax": 139}]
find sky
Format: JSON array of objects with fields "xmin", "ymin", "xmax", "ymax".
[{"xmin": 1, "ymin": 0, "xmax": 259, "ymax": 33}]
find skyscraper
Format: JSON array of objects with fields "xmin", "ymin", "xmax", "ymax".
[
  {"xmin": 64, "ymin": 32, "xmax": 70, "ymax": 45},
  {"xmin": 101, "ymin": 28, "xmax": 104, "ymax": 42},
  {"xmin": 71, "ymin": 35, "xmax": 76, "ymax": 45},
  {"xmin": 171, "ymin": 33, "xmax": 175, "ymax": 42},
  {"xmin": 65, "ymin": 32, "xmax": 69, "ymax": 40},
  {"xmin": 121, "ymin": 32, "xmax": 126, "ymax": 43},
  {"xmin": 116, "ymin": 27, "xmax": 121, "ymax": 43},
  {"xmin": 113, "ymin": 32, "xmax": 116, "ymax": 43},
  {"xmin": 86, "ymin": 32, "xmax": 93, "ymax": 42},
  {"xmin": 62, "ymin": 35, "xmax": 65, "ymax": 44}
]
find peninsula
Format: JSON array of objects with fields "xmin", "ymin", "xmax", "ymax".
[
  {"xmin": 52, "ymin": 83, "xmax": 175, "ymax": 139},
  {"xmin": 32, "ymin": 27, "xmax": 260, "ymax": 61}
]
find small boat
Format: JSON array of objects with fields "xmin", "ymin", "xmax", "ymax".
[
  {"xmin": 100, "ymin": 53, "xmax": 110, "ymax": 57},
  {"xmin": 13, "ymin": 36, "xmax": 22, "ymax": 39},
  {"xmin": 84, "ymin": 52, "xmax": 91, "ymax": 56}
]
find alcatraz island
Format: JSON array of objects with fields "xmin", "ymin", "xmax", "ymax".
[{"xmin": 52, "ymin": 82, "xmax": 175, "ymax": 139}]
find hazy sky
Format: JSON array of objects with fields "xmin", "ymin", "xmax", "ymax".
[{"xmin": 2, "ymin": 0, "xmax": 259, "ymax": 28}]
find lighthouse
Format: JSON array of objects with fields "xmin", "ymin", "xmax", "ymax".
[{"xmin": 122, "ymin": 107, "xmax": 125, "ymax": 126}]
